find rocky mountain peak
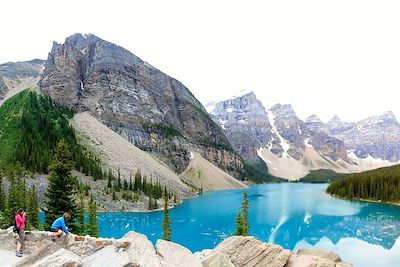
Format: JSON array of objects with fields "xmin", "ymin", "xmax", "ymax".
[
  {"xmin": 39, "ymin": 33, "xmax": 243, "ymax": 177},
  {"xmin": 269, "ymin": 103, "xmax": 297, "ymax": 119},
  {"xmin": 305, "ymin": 114, "xmax": 322, "ymax": 123}
]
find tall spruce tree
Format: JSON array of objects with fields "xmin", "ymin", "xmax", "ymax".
[
  {"xmin": 27, "ymin": 185, "xmax": 40, "ymax": 229},
  {"xmin": 45, "ymin": 141, "xmax": 77, "ymax": 230},
  {"xmin": 0, "ymin": 176, "xmax": 5, "ymax": 212},
  {"xmin": 234, "ymin": 191, "xmax": 250, "ymax": 236},
  {"xmin": 87, "ymin": 196, "xmax": 99, "ymax": 237},
  {"xmin": 76, "ymin": 193, "xmax": 86, "ymax": 236},
  {"xmin": 5, "ymin": 166, "xmax": 26, "ymax": 225},
  {"xmin": 162, "ymin": 197, "xmax": 172, "ymax": 241}
]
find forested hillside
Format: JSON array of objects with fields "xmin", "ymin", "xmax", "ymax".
[
  {"xmin": 0, "ymin": 90, "xmax": 103, "ymax": 178},
  {"xmin": 326, "ymin": 165, "xmax": 400, "ymax": 202}
]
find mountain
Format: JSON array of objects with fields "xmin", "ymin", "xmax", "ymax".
[
  {"xmin": 0, "ymin": 59, "xmax": 45, "ymax": 105},
  {"xmin": 209, "ymin": 91, "xmax": 400, "ymax": 180},
  {"xmin": 39, "ymin": 33, "xmax": 243, "ymax": 178},
  {"xmin": 209, "ymin": 91, "xmax": 279, "ymax": 161},
  {"xmin": 327, "ymin": 112, "xmax": 400, "ymax": 162}
]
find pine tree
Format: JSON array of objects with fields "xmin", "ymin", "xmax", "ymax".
[
  {"xmin": 76, "ymin": 193, "xmax": 86, "ymax": 236},
  {"xmin": 45, "ymin": 141, "xmax": 77, "ymax": 230},
  {"xmin": 5, "ymin": 167, "xmax": 25, "ymax": 224},
  {"xmin": 87, "ymin": 196, "xmax": 99, "ymax": 237},
  {"xmin": 162, "ymin": 197, "xmax": 171, "ymax": 241},
  {"xmin": 27, "ymin": 185, "xmax": 40, "ymax": 229},
  {"xmin": 234, "ymin": 191, "xmax": 250, "ymax": 236},
  {"xmin": 112, "ymin": 188, "xmax": 117, "ymax": 200},
  {"xmin": 0, "ymin": 176, "xmax": 5, "ymax": 212}
]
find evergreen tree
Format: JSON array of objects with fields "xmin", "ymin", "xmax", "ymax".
[
  {"xmin": 112, "ymin": 188, "xmax": 117, "ymax": 200},
  {"xmin": 234, "ymin": 191, "xmax": 250, "ymax": 236},
  {"xmin": 5, "ymin": 166, "xmax": 26, "ymax": 224},
  {"xmin": 76, "ymin": 193, "xmax": 86, "ymax": 235},
  {"xmin": 45, "ymin": 141, "xmax": 77, "ymax": 230},
  {"xmin": 27, "ymin": 185, "xmax": 39, "ymax": 229},
  {"xmin": 162, "ymin": 197, "xmax": 171, "ymax": 241},
  {"xmin": 0, "ymin": 176, "xmax": 5, "ymax": 212},
  {"xmin": 87, "ymin": 196, "xmax": 99, "ymax": 237}
]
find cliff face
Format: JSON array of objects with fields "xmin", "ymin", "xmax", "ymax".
[
  {"xmin": 39, "ymin": 34, "xmax": 243, "ymax": 177},
  {"xmin": 327, "ymin": 112, "xmax": 400, "ymax": 162},
  {"xmin": 210, "ymin": 91, "xmax": 280, "ymax": 161}
]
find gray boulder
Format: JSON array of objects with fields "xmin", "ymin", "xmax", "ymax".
[
  {"xmin": 155, "ymin": 239, "xmax": 202, "ymax": 267},
  {"xmin": 30, "ymin": 248, "xmax": 81, "ymax": 267},
  {"xmin": 82, "ymin": 245, "xmax": 131, "ymax": 267},
  {"xmin": 201, "ymin": 236, "xmax": 291, "ymax": 267}
]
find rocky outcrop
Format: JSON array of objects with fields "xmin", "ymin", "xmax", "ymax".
[
  {"xmin": 0, "ymin": 228, "xmax": 352, "ymax": 267},
  {"xmin": 0, "ymin": 59, "xmax": 44, "ymax": 105},
  {"xmin": 201, "ymin": 236, "xmax": 291, "ymax": 267},
  {"xmin": 39, "ymin": 33, "xmax": 243, "ymax": 178}
]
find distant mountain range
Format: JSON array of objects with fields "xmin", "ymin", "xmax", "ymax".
[{"xmin": 207, "ymin": 91, "xmax": 400, "ymax": 180}]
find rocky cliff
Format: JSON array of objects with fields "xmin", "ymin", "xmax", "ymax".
[
  {"xmin": 0, "ymin": 228, "xmax": 352, "ymax": 267},
  {"xmin": 0, "ymin": 59, "xmax": 44, "ymax": 105},
  {"xmin": 209, "ymin": 92, "xmax": 349, "ymax": 180},
  {"xmin": 39, "ymin": 33, "xmax": 243, "ymax": 178}
]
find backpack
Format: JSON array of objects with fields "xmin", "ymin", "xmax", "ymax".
[{"xmin": 13, "ymin": 221, "xmax": 19, "ymax": 233}]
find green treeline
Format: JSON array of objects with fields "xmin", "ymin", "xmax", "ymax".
[
  {"xmin": 0, "ymin": 90, "xmax": 104, "ymax": 180},
  {"xmin": 326, "ymin": 165, "xmax": 400, "ymax": 202},
  {"xmin": 106, "ymin": 169, "xmax": 178, "ymax": 210}
]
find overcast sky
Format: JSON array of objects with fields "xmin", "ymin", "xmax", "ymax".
[{"xmin": 1, "ymin": 0, "xmax": 400, "ymax": 122}]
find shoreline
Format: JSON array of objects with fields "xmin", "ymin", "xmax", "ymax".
[{"xmin": 327, "ymin": 193, "xmax": 400, "ymax": 207}]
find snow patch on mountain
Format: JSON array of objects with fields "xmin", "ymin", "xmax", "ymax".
[{"xmin": 267, "ymin": 110, "xmax": 290, "ymax": 158}]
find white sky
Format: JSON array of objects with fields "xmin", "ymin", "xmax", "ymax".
[{"xmin": 1, "ymin": 0, "xmax": 400, "ymax": 122}]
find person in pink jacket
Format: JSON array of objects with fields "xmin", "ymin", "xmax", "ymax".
[{"xmin": 15, "ymin": 208, "xmax": 26, "ymax": 257}]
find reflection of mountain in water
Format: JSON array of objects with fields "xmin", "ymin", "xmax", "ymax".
[{"xmin": 259, "ymin": 202, "xmax": 400, "ymax": 250}]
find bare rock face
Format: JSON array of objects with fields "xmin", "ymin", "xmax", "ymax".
[
  {"xmin": 295, "ymin": 248, "xmax": 342, "ymax": 263},
  {"xmin": 327, "ymin": 112, "xmax": 400, "ymax": 162},
  {"xmin": 209, "ymin": 91, "xmax": 281, "ymax": 161},
  {"xmin": 81, "ymin": 245, "xmax": 131, "ymax": 267},
  {"xmin": 155, "ymin": 239, "xmax": 202, "ymax": 267},
  {"xmin": 287, "ymin": 248, "xmax": 353, "ymax": 267},
  {"xmin": 122, "ymin": 231, "xmax": 162, "ymax": 267},
  {"xmin": 39, "ymin": 33, "xmax": 243, "ymax": 177},
  {"xmin": 30, "ymin": 248, "xmax": 81, "ymax": 267},
  {"xmin": 201, "ymin": 236, "xmax": 291, "ymax": 267}
]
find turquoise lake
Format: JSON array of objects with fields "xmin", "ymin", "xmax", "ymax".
[{"xmin": 98, "ymin": 183, "xmax": 400, "ymax": 267}]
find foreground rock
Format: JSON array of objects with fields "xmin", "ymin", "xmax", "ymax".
[{"xmin": 0, "ymin": 228, "xmax": 352, "ymax": 267}]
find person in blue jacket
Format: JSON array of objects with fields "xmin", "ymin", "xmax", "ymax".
[{"xmin": 50, "ymin": 212, "xmax": 72, "ymax": 241}]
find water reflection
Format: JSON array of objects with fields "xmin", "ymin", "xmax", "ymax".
[{"xmin": 97, "ymin": 183, "xmax": 400, "ymax": 267}]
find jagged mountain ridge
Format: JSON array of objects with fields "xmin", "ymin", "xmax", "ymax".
[
  {"xmin": 0, "ymin": 59, "xmax": 45, "ymax": 105},
  {"xmin": 39, "ymin": 33, "xmax": 243, "ymax": 178},
  {"xmin": 209, "ymin": 91, "xmax": 399, "ymax": 180},
  {"xmin": 326, "ymin": 112, "xmax": 400, "ymax": 162}
]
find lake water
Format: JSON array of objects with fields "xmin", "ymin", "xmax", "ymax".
[{"xmin": 98, "ymin": 183, "xmax": 400, "ymax": 267}]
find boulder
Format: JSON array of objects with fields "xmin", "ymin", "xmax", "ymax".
[
  {"xmin": 155, "ymin": 239, "xmax": 202, "ymax": 267},
  {"xmin": 202, "ymin": 254, "xmax": 235, "ymax": 267},
  {"xmin": 30, "ymin": 248, "xmax": 81, "ymax": 267},
  {"xmin": 295, "ymin": 248, "xmax": 342, "ymax": 263},
  {"xmin": 81, "ymin": 245, "xmax": 131, "ymax": 267},
  {"xmin": 194, "ymin": 249, "xmax": 213, "ymax": 261},
  {"xmin": 123, "ymin": 231, "xmax": 161, "ymax": 267},
  {"xmin": 201, "ymin": 236, "xmax": 291, "ymax": 267}
]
